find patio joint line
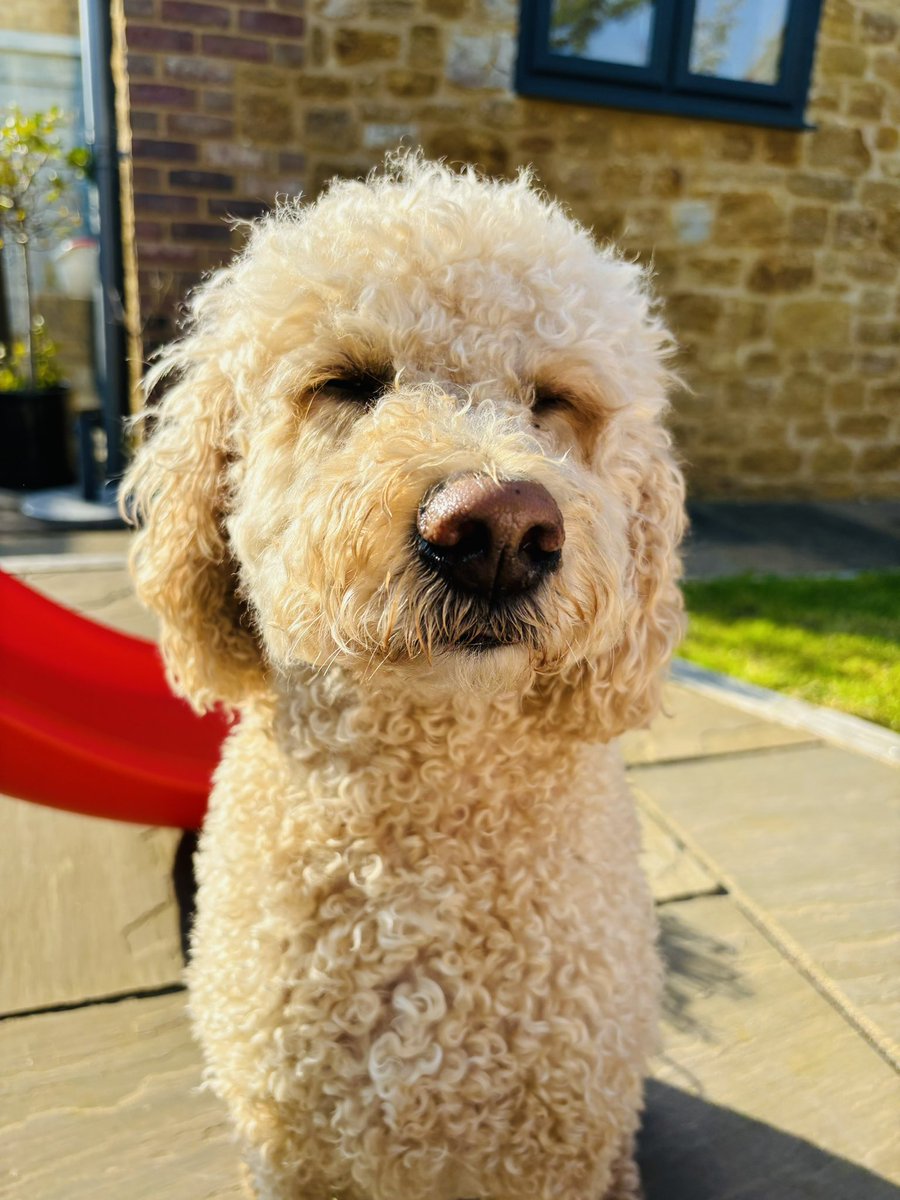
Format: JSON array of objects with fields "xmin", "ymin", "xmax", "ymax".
[
  {"xmin": 0, "ymin": 553, "xmax": 129, "ymax": 574},
  {"xmin": 654, "ymin": 885, "xmax": 728, "ymax": 907},
  {"xmin": 636, "ymin": 791, "xmax": 900, "ymax": 1075},
  {"xmin": 0, "ymin": 982, "xmax": 186, "ymax": 1024},
  {"xmin": 628, "ymin": 738, "xmax": 824, "ymax": 773}
]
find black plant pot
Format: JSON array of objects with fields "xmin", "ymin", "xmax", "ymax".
[{"xmin": 0, "ymin": 384, "xmax": 74, "ymax": 491}]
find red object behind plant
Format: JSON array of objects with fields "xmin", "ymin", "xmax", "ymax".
[{"xmin": 0, "ymin": 569, "xmax": 227, "ymax": 829}]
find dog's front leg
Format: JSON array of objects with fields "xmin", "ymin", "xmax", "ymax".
[{"xmin": 239, "ymin": 1157, "xmax": 349, "ymax": 1200}]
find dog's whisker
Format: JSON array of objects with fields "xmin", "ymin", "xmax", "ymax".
[{"xmin": 359, "ymin": 649, "xmax": 382, "ymax": 687}]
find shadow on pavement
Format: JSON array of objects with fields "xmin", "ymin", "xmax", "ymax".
[
  {"xmin": 658, "ymin": 908, "xmax": 752, "ymax": 1037},
  {"xmin": 640, "ymin": 1079, "xmax": 899, "ymax": 1199},
  {"xmin": 173, "ymin": 828, "xmax": 200, "ymax": 962},
  {"xmin": 684, "ymin": 501, "xmax": 900, "ymax": 579}
]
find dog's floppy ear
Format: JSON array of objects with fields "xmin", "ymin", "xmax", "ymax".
[
  {"xmin": 556, "ymin": 419, "xmax": 685, "ymax": 741},
  {"xmin": 594, "ymin": 421, "xmax": 686, "ymax": 737},
  {"xmin": 122, "ymin": 339, "xmax": 262, "ymax": 714}
]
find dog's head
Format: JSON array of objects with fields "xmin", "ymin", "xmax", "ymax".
[{"xmin": 124, "ymin": 155, "xmax": 685, "ymax": 736}]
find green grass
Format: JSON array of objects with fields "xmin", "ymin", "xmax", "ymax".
[{"xmin": 680, "ymin": 571, "xmax": 900, "ymax": 733}]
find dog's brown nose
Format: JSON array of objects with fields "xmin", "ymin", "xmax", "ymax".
[{"xmin": 416, "ymin": 475, "xmax": 564, "ymax": 599}]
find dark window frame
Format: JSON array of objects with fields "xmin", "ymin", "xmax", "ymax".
[{"xmin": 516, "ymin": 0, "xmax": 825, "ymax": 130}]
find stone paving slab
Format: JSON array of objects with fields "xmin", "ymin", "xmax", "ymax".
[
  {"xmin": 621, "ymin": 683, "xmax": 816, "ymax": 766},
  {"xmin": 13, "ymin": 567, "xmax": 157, "ymax": 641},
  {"xmin": 647, "ymin": 895, "xmax": 900, "ymax": 1197},
  {"xmin": 671, "ymin": 658, "xmax": 900, "ymax": 768},
  {"xmin": 0, "ymin": 527, "xmax": 132, "ymax": 562},
  {"xmin": 0, "ymin": 991, "xmax": 244, "ymax": 1200},
  {"xmin": 0, "ymin": 796, "xmax": 183, "ymax": 1015},
  {"xmin": 633, "ymin": 743, "xmax": 900, "ymax": 1061},
  {"xmin": 639, "ymin": 807, "xmax": 720, "ymax": 904}
]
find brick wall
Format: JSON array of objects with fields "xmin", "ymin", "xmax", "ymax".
[
  {"xmin": 119, "ymin": 0, "xmax": 306, "ymax": 356},
  {"xmin": 118, "ymin": 0, "xmax": 900, "ymax": 499}
]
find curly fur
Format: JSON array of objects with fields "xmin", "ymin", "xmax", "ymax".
[{"xmin": 123, "ymin": 153, "xmax": 686, "ymax": 1200}]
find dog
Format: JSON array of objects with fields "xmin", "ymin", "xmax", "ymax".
[{"xmin": 123, "ymin": 153, "xmax": 685, "ymax": 1200}]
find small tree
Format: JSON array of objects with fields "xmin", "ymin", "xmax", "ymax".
[{"xmin": 0, "ymin": 106, "xmax": 89, "ymax": 390}]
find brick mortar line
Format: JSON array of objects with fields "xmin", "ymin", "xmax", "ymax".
[{"xmin": 635, "ymin": 788, "xmax": 900, "ymax": 1075}]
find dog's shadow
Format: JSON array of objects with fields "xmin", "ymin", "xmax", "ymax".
[
  {"xmin": 640, "ymin": 1080, "xmax": 898, "ymax": 1200},
  {"xmin": 656, "ymin": 908, "xmax": 752, "ymax": 1038},
  {"xmin": 173, "ymin": 829, "xmax": 200, "ymax": 962}
]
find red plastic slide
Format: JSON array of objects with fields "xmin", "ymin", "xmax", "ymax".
[{"xmin": 0, "ymin": 569, "xmax": 228, "ymax": 828}]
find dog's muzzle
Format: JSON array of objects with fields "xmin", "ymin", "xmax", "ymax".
[{"xmin": 415, "ymin": 474, "xmax": 564, "ymax": 602}]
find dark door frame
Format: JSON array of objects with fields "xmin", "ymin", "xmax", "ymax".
[{"xmin": 79, "ymin": 0, "xmax": 129, "ymax": 485}]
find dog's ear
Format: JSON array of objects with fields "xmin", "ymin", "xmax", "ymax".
[
  {"xmin": 595, "ymin": 421, "xmax": 686, "ymax": 737},
  {"xmin": 555, "ymin": 419, "xmax": 685, "ymax": 741},
  {"xmin": 122, "ymin": 346, "xmax": 262, "ymax": 713}
]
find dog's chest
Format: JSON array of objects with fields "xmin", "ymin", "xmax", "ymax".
[
  {"xmin": 195, "ymin": 727, "xmax": 657, "ymax": 1192},
  {"xmin": 266, "ymin": 759, "xmax": 643, "ymax": 1062}
]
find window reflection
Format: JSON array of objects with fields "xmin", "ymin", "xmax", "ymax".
[
  {"xmin": 690, "ymin": 0, "xmax": 789, "ymax": 84},
  {"xmin": 549, "ymin": 0, "xmax": 656, "ymax": 65}
]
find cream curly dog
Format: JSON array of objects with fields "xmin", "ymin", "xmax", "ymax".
[{"xmin": 124, "ymin": 155, "xmax": 685, "ymax": 1200}]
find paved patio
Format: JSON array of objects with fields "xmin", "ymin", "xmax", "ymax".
[{"xmin": 1, "ymin": 559, "xmax": 898, "ymax": 1199}]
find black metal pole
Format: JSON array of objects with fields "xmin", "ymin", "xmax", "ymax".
[{"xmin": 79, "ymin": 0, "xmax": 129, "ymax": 486}]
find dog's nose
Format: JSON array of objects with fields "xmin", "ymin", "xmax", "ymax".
[{"xmin": 416, "ymin": 475, "xmax": 564, "ymax": 598}]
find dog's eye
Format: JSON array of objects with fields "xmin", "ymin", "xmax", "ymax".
[
  {"xmin": 532, "ymin": 388, "xmax": 572, "ymax": 416},
  {"xmin": 320, "ymin": 373, "xmax": 389, "ymax": 408}
]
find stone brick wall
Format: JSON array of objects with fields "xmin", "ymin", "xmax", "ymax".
[{"xmin": 118, "ymin": 0, "xmax": 900, "ymax": 499}]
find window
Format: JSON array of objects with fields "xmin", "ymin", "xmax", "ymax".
[{"xmin": 516, "ymin": 0, "xmax": 824, "ymax": 129}]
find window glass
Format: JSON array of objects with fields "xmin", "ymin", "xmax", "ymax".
[
  {"xmin": 549, "ymin": 0, "xmax": 656, "ymax": 65},
  {"xmin": 689, "ymin": 0, "xmax": 789, "ymax": 84}
]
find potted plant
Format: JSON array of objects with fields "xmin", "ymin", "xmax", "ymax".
[{"xmin": 0, "ymin": 105, "xmax": 89, "ymax": 490}]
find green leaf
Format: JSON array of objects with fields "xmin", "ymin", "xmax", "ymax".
[{"xmin": 67, "ymin": 146, "xmax": 91, "ymax": 170}]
